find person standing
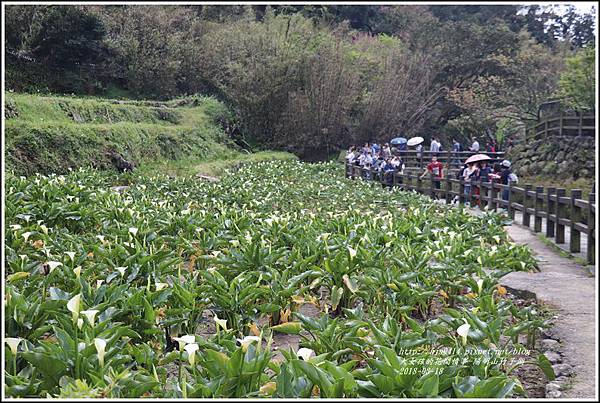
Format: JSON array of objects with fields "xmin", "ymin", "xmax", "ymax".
[
  {"xmin": 474, "ymin": 161, "xmax": 492, "ymax": 207},
  {"xmin": 499, "ymin": 160, "xmax": 512, "ymax": 203},
  {"xmin": 420, "ymin": 155, "xmax": 444, "ymax": 198},
  {"xmin": 415, "ymin": 143, "xmax": 423, "ymax": 167},
  {"xmin": 452, "ymin": 139, "xmax": 462, "ymax": 168},
  {"xmin": 430, "ymin": 137, "xmax": 441, "ymax": 154},
  {"xmin": 463, "ymin": 162, "xmax": 479, "ymax": 206},
  {"xmin": 470, "ymin": 138, "xmax": 480, "ymax": 152}
]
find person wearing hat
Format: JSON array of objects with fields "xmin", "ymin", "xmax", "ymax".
[{"xmin": 500, "ymin": 160, "xmax": 512, "ymax": 202}]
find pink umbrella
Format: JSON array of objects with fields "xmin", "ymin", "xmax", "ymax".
[{"xmin": 465, "ymin": 154, "xmax": 491, "ymax": 164}]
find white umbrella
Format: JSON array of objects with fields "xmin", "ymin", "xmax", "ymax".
[
  {"xmin": 465, "ymin": 154, "xmax": 492, "ymax": 164},
  {"xmin": 407, "ymin": 137, "xmax": 424, "ymax": 146}
]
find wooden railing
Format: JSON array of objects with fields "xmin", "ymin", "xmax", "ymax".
[
  {"xmin": 345, "ymin": 163, "xmax": 596, "ymax": 265},
  {"xmin": 390, "ymin": 150, "xmax": 505, "ymax": 169},
  {"xmin": 526, "ymin": 113, "xmax": 595, "ymax": 141}
]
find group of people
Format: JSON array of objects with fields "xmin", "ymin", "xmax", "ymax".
[
  {"xmin": 345, "ymin": 140, "xmax": 518, "ymax": 207},
  {"xmin": 345, "ymin": 143, "xmax": 406, "ymax": 185}
]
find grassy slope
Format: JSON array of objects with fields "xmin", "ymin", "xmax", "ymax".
[{"xmin": 5, "ymin": 93, "xmax": 296, "ymax": 177}]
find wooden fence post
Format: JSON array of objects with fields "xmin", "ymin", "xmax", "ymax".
[
  {"xmin": 569, "ymin": 189, "xmax": 582, "ymax": 253},
  {"xmin": 490, "ymin": 180, "xmax": 498, "ymax": 211},
  {"xmin": 446, "ymin": 175, "xmax": 452, "ymax": 204},
  {"xmin": 587, "ymin": 193, "xmax": 595, "ymax": 265},
  {"xmin": 523, "ymin": 184, "xmax": 532, "ymax": 227},
  {"xmin": 508, "ymin": 182, "xmax": 515, "ymax": 220},
  {"xmin": 546, "ymin": 187, "xmax": 556, "ymax": 238},
  {"xmin": 417, "ymin": 175, "xmax": 422, "ymax": 195},
  {"xmin": 534, "ymin": 186, "xmax": 543, "ymax": 233},
  {"xmin": 555, "ymin": 188, "xmax": 566, "ymax": 244},
  {"xmin": 559, "ymin": 112, "xmax": 563, "ymax": 136}
]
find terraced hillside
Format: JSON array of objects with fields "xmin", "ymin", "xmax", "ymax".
[{"xmin": 4, "ymin": 93, "xmax": 295, "ymax": 176}]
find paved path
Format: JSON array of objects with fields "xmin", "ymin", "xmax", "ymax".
[
  {"xmin": 500, "ymin": 221, "xmax": 597, "ymax": 399},
  {"xmin": 509, "ymin": 209, "xmax": 591, "ymax": 271}
]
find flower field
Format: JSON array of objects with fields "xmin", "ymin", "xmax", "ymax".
[{"xmin": 4, "ymin": 160, "xmax": 553, "ymax": 398}]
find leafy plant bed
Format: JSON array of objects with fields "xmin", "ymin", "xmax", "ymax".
[{"xmin": 5, "ymin": 161, "xmax": 554, "ymax": 398}]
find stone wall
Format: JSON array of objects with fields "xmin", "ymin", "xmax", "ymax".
[{"xmin": 508, "ymin": 136, "xmax": 595, "ymax": 180}]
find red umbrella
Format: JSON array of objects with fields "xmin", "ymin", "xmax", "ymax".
[{"xmin": 465, "ymin": 154, "xmax": 491, "ymax": 164}]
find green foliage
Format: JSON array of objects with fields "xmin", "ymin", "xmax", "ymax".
[
  {"xmin": 4, "ymin": 161, "xmax": 549, "ymax": 398},
  {"xmin": 556, "ymin": 46, "xmax": 595, "ymax": 111},
  {"xmin": 4, "ymin": 93, "xmax": 234, "ymax": 176}
]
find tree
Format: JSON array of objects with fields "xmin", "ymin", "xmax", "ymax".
[
  {"xmin": 556, "ymin": 46, "xmax": 595, "ymax": 111},
  {"xmin": 446, "ymin": 31, "xmax": 566, "ymax": 143}
]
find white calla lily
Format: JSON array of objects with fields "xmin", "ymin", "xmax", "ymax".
[
  {"xmin": 47, "ymin": 261, "xmax": 62, "ymax": 272},
  {"xmin": 96, "ymin": 279, "xmax": 104, "ymax": 289},
  {"xmin": 65, "ymin": 251, "xmax": 76, "ymax": 262},
  {"xmin": 347, "ymin": 246, "xmax": 357, "ymax": 259},
  {"xmin": 94, "ymin": 338, "xmax": 107, "ymax": 367},
  {"xmin": 128, "ymin": 227, "xmax": 138, "ymax": 236},
  {"xmin": 77, "ymin": 318, "xmax": 84, "ymax": 330},
  {"xmin": 184, "ymin": 343, "xmax": 199, "ymax": 365},
  {"xmin": 173, "ymin": 335, "xmax": 196, "ymax": 351},
  {"xmin": 67, "ymin": 294, "xmax": 82, "ymax": 322},
  {"xmin": 155, "ymin": 282, "xmax": 169, "ymax": 291},
  {"xmin": 457, "ymin": 321, "xmax": 471, "ymax": 346},
  {"xmin": 476, "ymin": 279, "xmax": 484, "ymax": 294},
  {"xmin": 22, "ymin": 232, "xmax": 33, "ymax": 242},
  {"xmin": 5, "ymin": 338, "xmax": 22, "ymax": 355},
  {"xmin": 116, "ymin": 267, "xmax": 127, "ymax": 277},
  {"xmin": 81, "ymin": 309, "xmax": 99, "ymax": 327},
  {"xmin": 214, "ymin": 315, "xmax": 228, "ymax": 331},
  {"xmin": 297, "ymin": 347, "xmax": 315, "ymax": 361},
  {"xmin": 237, "ymin": 336, "xmax": 260, "ymax": 352},
  {"xmin": 73, "ymin": 266, "xmax": 82, "ymax": 279}
]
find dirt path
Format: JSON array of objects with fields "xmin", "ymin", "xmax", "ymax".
[{"xmin": 500, "ymin": 221, "xmax": 597, "ymax": 399}]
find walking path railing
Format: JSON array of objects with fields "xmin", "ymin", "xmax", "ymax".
[
  {"xmin": 345, "ymin": 163, "xmax": 596, "ymax": 265},
  {"xmin": 390, "ymin": 150, "xmax": 505, "ymax": 169},
  {"xmin": 526, "ymin": 113, "xmax": 595, "ymax": 141}
]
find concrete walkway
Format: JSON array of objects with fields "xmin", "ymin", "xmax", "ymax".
[{"xmin": 500, "ymin": 222, "xmax": 597, "ymax": 399}]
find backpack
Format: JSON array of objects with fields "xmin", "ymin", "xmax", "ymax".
[{"xmin": 508, "ymin": 173, "xmax": 519, "ymax": 184}]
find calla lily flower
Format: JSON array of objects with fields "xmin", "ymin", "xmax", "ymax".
[
  {"xmin": 297, "ymin": 347, "xmax": 315, "ymax": 361},
  {"xmin": 77, "ymin": 318, "xmax": 84, "ymax": 329},
  {"xmin": 47, "ymin": 261, "xmax": 62, "ymax": 272},
  {"xmin": 81, "ymin": 309, "xmax": 99, "ymax": 327},
  {"xmin": 128, "ymin": 227, "xmax": 138, "ymax": 236},
  {"xmin": 96, "ymin": 279, "xmax": 104, "ymax": 289},
  {"xmin": 94, "ymin": 338, "xmax": 107, "ymax": 367},
  {"xmin": 155, "ymin": 282, "xmax": 169, "ymax": 291},
  {"xmin": 184, "ymin": 343, "xmax": 199, "ymax": 365},
  {"xmin": 347, "ymin": 246, "xmax": 357, "ymax": 259},
  {"xmin": 73, "ymin": 266, "xmax": 81, "ymax": 279},
  {"xmin": 22, "ymin": 232, "xmax": 33, "ymax": 242},
  {"xmin": 237, "ymin": 336, "xmax": 260, "ymax": 352},
  {"xmin": 214, "ymin": 315, "xmax": 228, "ymax": 331},
  {"xmin": 5, "ymin": 338, "xmax": 22, "ymax": 355},
  {"xmin": 457, "ymin": 321, "xmax": 471, "ymax": 346},
  {"xmin": 476, "ymin": 279, "xmax": 484, "ymax": 294},
  {"xmin": 65, "ymin": 251, "xmax": 76, "ymax": 262},
  {"xmin": 67, "ymin": 294, "xmax": 82, "ymax": 322},
  {"xmin": 116, "ymin": 267, "xmax": 127, "ymax": 277},
  {"xmin": 173, "ymin": 335, "xmax": 196, "ymax": 350}
]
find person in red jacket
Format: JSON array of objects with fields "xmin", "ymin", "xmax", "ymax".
[{"xmin": 420, "ymin": 155, "xmax": 444, "ymax": 198}]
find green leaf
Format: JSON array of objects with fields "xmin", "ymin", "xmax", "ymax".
[
  {"xmin": 331, "ymin": 286, "xmax": 344, "ymax": 310},
  {"xmin": 342, "ymin": 274, "xmax": 358, "ymax": 293},
  {"xmin": 271, "ymin": 321, "xmax": 302, "ymax": 334},
  {"xmin": 536, "ymin": 353, "xmax": 556, "ymax": 381},
  {"xmin": 21, "ymin": 351, "xmax": 67, "ymax": 390}
]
